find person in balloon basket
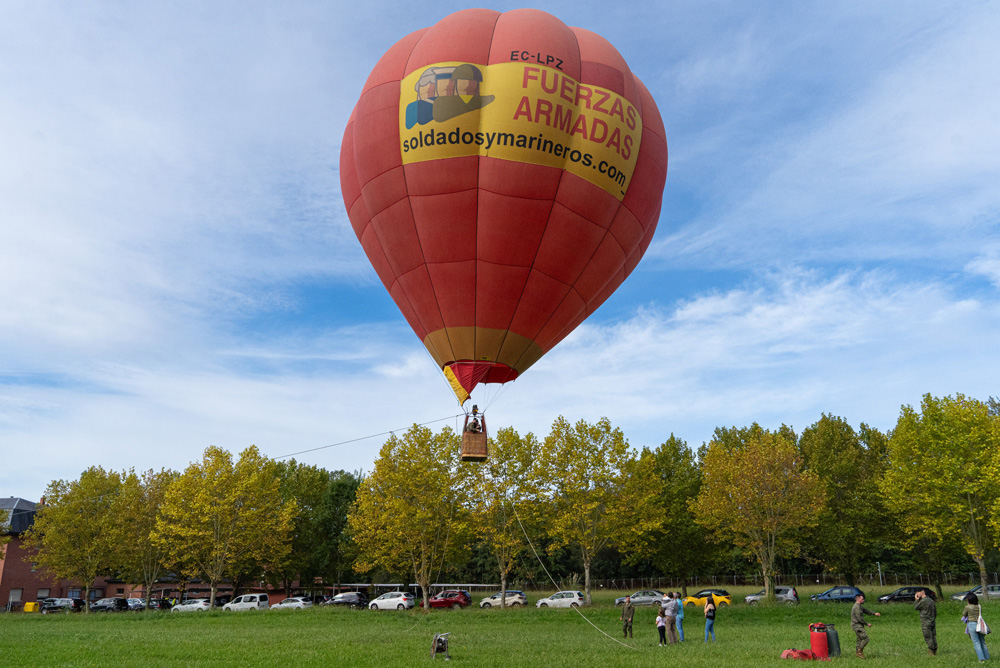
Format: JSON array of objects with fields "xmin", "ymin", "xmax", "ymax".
[
  {"xmin": 913, "ymin": 588, "xmax": 937, "ymax": 656},
  {"xmin": 466, "ymin": 404, "xmax": 482, "ymax": 433},
  {"xmin": 963, "ymin": 592, "xmax": 991, "ymax": 663},
  {"xmin": 620, "ymin": 596, "xmax": 635, "ymax": 639},
  {"xmin": 851, "ymin": 593, "xmax": 880, "ymax": 658}
]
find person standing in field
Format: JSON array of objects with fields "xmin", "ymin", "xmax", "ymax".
[
  {"xmin": 914, "ymin": 589, "xmax": 937, "ymax": 656},
  {"xmin": 656, "ymin": 607, "xmax": 668, "ymax": 646},
  {"xmin": 620, "ymin": 596, "xmax": 635, "ymax": 639},
  {"xmin": 963, "ymin": 593, "xmax": 990, "ymax": 663},
  {"xmin": 851, "ymin": 593, "xmax": 880, "ymax": 658},
  {"xmin": 704, "ymin": 597, "xmax": 717, "ymax": 642},
  {"xmin": 662, "ymin": 592, "xmax": 679, "ymax": 644},
  {"xmin": 674, "ymin": 591, "xmax": 685, "ymax": 641}
]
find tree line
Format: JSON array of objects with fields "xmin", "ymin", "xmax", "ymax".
[{"xmin": 22, "ymin": 392, "xmax": 1000, "ymax": 610}]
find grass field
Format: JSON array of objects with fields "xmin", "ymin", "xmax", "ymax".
[{"xmin": 0, "ymin": 586, "xmax": 991, "ymax": 667}]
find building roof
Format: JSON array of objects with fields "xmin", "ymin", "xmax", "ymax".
[{"xmin": 0, "ymin": 497, "xmax": 38, "ymax": 534}]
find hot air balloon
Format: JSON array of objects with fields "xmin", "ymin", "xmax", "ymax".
[{"xmin": 340, "ymin": 8, "xmax": 668, "ymax": 456}]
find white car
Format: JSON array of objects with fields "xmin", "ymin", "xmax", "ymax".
[
  {"xmin": 171, "ymin": 598, "xmax": 211, "ymax": 613},
  {"xmin": 479, "ymin": 590, "xmax": 527, "ymax": 608},
  {"xmin": 535, "ymin": 591, "xmax": 586, "ymax": 608},
  {"xmin": 223, "ymin": 593, "xmax": 270, "ymax": 611},
  {"xmin": 271, "ymin": 596, "xmax": 312, "ymax": 610},
  {"xmin": 369, "ymin": 591, "xmax": 416, "ymax": 610}
]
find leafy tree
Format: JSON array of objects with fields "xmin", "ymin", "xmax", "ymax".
[
  {"xmin": 317, "ymin": 470, "xmax": 362, "ymax": 586},
  {"xmin": 692, "ymin": 424, "xmax": 825, "ymax": 601},
  {"xmin": 471, "ymin": 426, "xmax": 541, "ymax": 606},
  {"xmin": 799, "ymin": 415, "xmax": 890, "ymax": 585},
  {"xmin": 153, "ymin": 445, "xmax": 297, "ymax": 606},
  {"xmin": 630, "ymin": 435, "xmax": 709, "ymax": 595},
  {"xmin": 270, "ymin": 460, "xmax": 332, "ymax": 596},
  {"xmin": 107, "ymin": 468, "xmax": 177, "ymax": 607},
  {"xmin": 347, "ymin": 425, "xmax": 471, "ymax": 609},
  {"xmin": 882, "ymin": 393, "xmax": 1000, "ymax": 603},
  {"xmin": 533, "ymin": 416, "xmax": 657, "ymax": 604},
  {"xmin": 23, "ymin": 467, "xmax": 123, "ymax": 610}
]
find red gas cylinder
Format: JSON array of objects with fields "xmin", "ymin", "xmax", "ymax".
[{"xmin": 809, "ymin": 623, "xmax": 830, "ymax": 659}]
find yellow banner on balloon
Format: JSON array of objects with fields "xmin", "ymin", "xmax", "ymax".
[{"xmin": 399, "ymin": 61, "xmax": 642, "ymax": 200}]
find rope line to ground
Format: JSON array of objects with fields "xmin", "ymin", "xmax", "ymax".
[
  {"xmin": 511, "ymin": 504, "xmax": 639, "ymax": 651},
  {"xmin": 273, "ymin": 414, "xmax": 464, "ymax": 460}
]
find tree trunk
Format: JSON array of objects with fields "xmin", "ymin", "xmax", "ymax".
[
  {"xmin": 976, "ymin": 556, "xmax": 989, "ymax": 606},
  {"xmin": 210, "ymin": 582, "xmax": 217, "ymax": 608},
  {"xmin": 83, "ymin": 584, "xmax": 91, "ymax": 613},
  {"xmin": 500, "ymin": 572, "xmax": 507, "ymax": 607},
  {"xmin": 584, "ymin": 557, "xmax": 592, "ymax": 605},
  {"xmin": 933, "ymin": 571, "xmax": 944, "ymax": 601}
]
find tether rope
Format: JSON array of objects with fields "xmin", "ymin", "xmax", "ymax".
[{"xmin": 511, "ymin": 504, "xmax": 639, "ymax": 651}]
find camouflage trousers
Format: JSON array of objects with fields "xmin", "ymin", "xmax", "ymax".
[
  {"xmin": 922, "ymin": 622, "xmax": 937, "ymax": 652},
  {"xmin": 853, "ymin": 625, "xmax": 869, "ymax": 653}
]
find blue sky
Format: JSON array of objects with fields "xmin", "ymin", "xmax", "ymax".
[{"xmin": 2, "ymin": 1, "xmax": 999, "ymax": 499}]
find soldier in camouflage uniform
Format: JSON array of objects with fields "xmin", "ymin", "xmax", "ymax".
[
  {"xmin": 620, "ymin": 596, "xmax": 635, "ymax": 639},
  {"xmin": 851, "ymin": 593, "xmax": 880, "ymax": 658},
  {"xmin": 914, "ymin": 589, "xmax": 937, "ymax": 655}
]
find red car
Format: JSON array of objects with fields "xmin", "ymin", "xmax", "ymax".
[{"xmin": 428, "ymin": 590, "xmax": 472, "ymax": 609}]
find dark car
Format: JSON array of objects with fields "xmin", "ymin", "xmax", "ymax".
[
  {"xmin": 40, "ymin": 598, "xmax": 85, "ymax": 614},
  {"xmin": 811, "ymin": 586, "xmax": 865, "ymax": 603},
  {"xmin": 146, "ymin": 599, "xmax": 173, "ymax": 611},
  {"xmin": 877, "ymin": 586, "xmax": 936, "ymax": 603},
  {"xmin": 90, "ymin": 597, "xmax": 130, "ymax": 612},
  {"xmin": 326, "ymin": 591, "xmax": 370, "ymax": 610},
  {"xmin": 428, "ymin": 590, "xmax": 472, "ymax": 609}
]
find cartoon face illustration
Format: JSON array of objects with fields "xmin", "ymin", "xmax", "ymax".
[{"xmin": 405, "ymin": 63, "xmax": 494, "ymax": 128}]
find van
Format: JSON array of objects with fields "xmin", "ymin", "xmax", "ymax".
[{"xmin": 222, "ymin": 593, "xmax": 270, "ymax": 611}]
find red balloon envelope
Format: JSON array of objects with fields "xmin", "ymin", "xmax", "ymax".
[{"xmin": 340, "ymin": 8, "xmax": 668, "ymax": 404}]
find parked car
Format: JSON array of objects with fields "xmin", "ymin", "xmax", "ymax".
[
  {"xmin": 369, "ymin": 591, "xmax": 415, "ymax": 610},
  {"xmin": 745, "ymin": 586, "xmax": 799, "ymax": 605},
  {"xmin": 878, "ymin": 586, "xmax": 935, "ymax": 603},
  {"xmin": 952, "ymin": 585, "xmax": 1000, "ymax": 602},
  {"xmin": 535, "ymin": 591, "xmax": 586, "ymax": 608},
  {"xmin": 40, "ymin": 598, "xmax": 85, "ymax": 614},
  {"xmin": 615, "ymin": 589, "xmax": 666, "ymax": 607},
  {"xmin": 325, "ymin": 592, "xmax": 370, "ymax": 609},
  {"xmin": 171, "ymin": 598, "xmax": 211, "ymax": 613},
  {"xmin": 146, "ymin": 599, "xmax": 173, "ymax": 611},
  {"xmin": 90, "ymin": 597, "xmax": 130, "ymax": 612},
  {"xmin": 479, "ymin": 590, "xmax": 527, "ymax": 608},
  {"xmin": 682, "ymin": 589, "xmax": 732, "ymax": 607},
  {"xmin": 811, "ymin": 586, "xmax": 865, "ymax": 603},
  {"xmin": 126, "ymin": 598, "xmax": 145, "ymax": 611},
  {"xmin": 271, "ymin": 596, "xmax": 312, "ymax": 610},
  {"xmin": 223, "ymin": 593, "xmax": 270, "ymax": 611},
  {"xmin": 428, "ymin": 590, "xmax": 472, "ymax": 609}
]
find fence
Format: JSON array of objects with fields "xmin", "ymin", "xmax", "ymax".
[{"xmin": 569, "ymin": 572, "xmax": 1000, "ymax": 592}]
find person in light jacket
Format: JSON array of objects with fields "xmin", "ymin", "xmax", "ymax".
[{"xmin": 963, "ymin": 593, "xmax": 990, "ymax": 663}]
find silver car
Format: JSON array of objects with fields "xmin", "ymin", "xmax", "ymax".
[
  {"xmin": 615, "ymin": 589, "xmax": 666, "ymax": 607},
  {"xmin": 952, "ymin": 584, "xmax": 1000, "ymax": 602},
  {"xmin": 745, "ymin": 586, "xmax": 799, "ymax": 605}
]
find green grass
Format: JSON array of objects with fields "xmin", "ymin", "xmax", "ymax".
[{"xmin": 0, "ymin": 587, "xmax": 990, "ymax": 667}]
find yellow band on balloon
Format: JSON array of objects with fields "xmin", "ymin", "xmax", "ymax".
[{"xmin": 399, "ymin": 61, "xmax": 642, "ymax": 200}]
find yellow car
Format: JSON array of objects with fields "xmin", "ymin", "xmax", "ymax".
[{"xmin": 682, "ymin": 589, "xmax": 732, "ymax": 607}]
